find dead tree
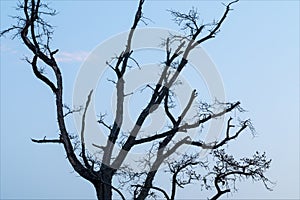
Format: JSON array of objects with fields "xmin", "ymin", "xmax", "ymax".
[{"xmin": 1, "ymin": 0, "xmax": 273, "ymax": 199}]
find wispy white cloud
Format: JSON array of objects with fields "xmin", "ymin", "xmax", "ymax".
[
  {"xmin": 56, "ymin": 51, "xmax": 89, "ymax": 63},
  {"xmin": 1, "ymin": 44, "xmax": 89, "ymax": 63}
]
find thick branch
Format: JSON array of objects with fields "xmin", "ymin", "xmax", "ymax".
[
  {"xmin": 127, "ymin": 0, "xmax": 145, "ymax": 52},
  {"xmin": 210, "ymin": 188, "xmax": 230, "ymax": 200},
  {"xmin": 102, "ymin": 0, "xmax": 145, "ymax": 167},
  {"xmin": 31, "ymin": 137, "xmax": 62, "ymax": 144},
  {"xmin": 30, "ymin": 55, "xmax": 57, "ymax": 93},
  {"xmin": 134, "ymin": 129, "xmax": 176, "ymax": 145},
  {"xmin": 164, "ymin": 89, "xmax": 176, "ymax": 125},
  {"xmin": 81, "ymin": 90, "xmax": 93, "ymax": 169},
  {"xmin": 102, "ymin": 78, "xmax": 124, "ymax": 165},
  {"xmin": 178, "ymin": 89, "xmax": 197, "ymax": 121},
  {"xmin": 103, "ymin": 181, "xmax": 126, "ymax": 200}
]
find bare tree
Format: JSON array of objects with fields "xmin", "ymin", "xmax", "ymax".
[{"xmin": 1, "ymin": 0, "xmax": 273, "ymax": 199}]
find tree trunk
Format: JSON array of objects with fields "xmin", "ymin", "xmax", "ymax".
[
  {"xmin": 94, "ymin": 166, "xmax": 114, "ymax": 200},
  {"xmin": 94, "ymin": 178, "xmax": 112, "ymax": 200}
]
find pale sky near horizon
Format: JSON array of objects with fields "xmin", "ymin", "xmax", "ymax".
[{"xmin": 1, "ymin": 0, "xmax": 299, "ymax": 199}]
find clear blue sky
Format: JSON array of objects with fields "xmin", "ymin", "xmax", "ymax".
[{"xmin": 1, "ymin": 0, "xmax": 299, "ymax": 199}]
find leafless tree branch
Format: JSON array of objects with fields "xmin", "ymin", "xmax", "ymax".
[
  {"xmin": 187, "ymin": 118, "xmax": 251, "ymax": 149},
  {"xmin": 28, "ymin": 55, "xmax": 57, "ymax": 93},
  {"xmin": 208, "ymin": 149, "xmax": 273, "ymax": 199},
  {"xmin": 13, "ymin": 0, "xmax": 99, "ymax": 183},
  {"xmin": 31, "ymin": 137, "xmax": 62, "ymax": 144},
  {"xmin": 102, "ymin": 0, "xmax": 146, "ymax": 168},
  {"xmin": 132, "ymin": 184, "xmax": 170, "ymax": 200},
  {"xmin": 80, "ymin": 90, "xmax": 93, "ymax": 169},
  {"xmin": 63, "ymin": 104, "xmax": 83, "ymax": 118},
  {"xmin": 167, "ymin": 153, "xmax": 205, "ymax": 200},
  {"xmin": 191, "ymin": 0, "xmax": 239, "ymax": 48},
  {"xmin": 97, "ymin": 113, "xmax": 112, "ymax": 131},
  {"xmin": 164, "ymin": 89, "xmax": 176, "ymax": 125},
  {"xmin": 134, "ymin": 101, "xmax": 241, "ymax": 146}
]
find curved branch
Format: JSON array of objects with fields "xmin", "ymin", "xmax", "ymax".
[
  {"xmin": 208, "ymin": 149, "xmax": 273, "ymax": 199},
  {"xmin": 30, "ymin": 55, "xmax": 57, "ymax": 93},
  {"xmin": 192, "ymin": 0, "xmax": 239, "ymax": 48},
  {"xmin": 81, "ymin": 90, "xmax": 93, "ymax": 169},
  {"xmin": 169, "ymin": 155, "xmax": 200, "ymax": 200},
  {"xmin": 103, "ymin": 182, "xmax": 126, "ymax": 200},
  {"xmin": 164, "ymin": 89, "xmax": 176, "ymax": 125},
  {"xmin": 210, "ymin": 188, "xmax": 230, "ymax": 200},
  {"xmin": 132, "ymin": 184, "xmax": 170, "ymax": 200},
  {"xmin": 188, "ymin": 118, "xmax": 249, "ymax": 149},
  {"xmin": 19, "ymin": 0, "xmax": 98, "ymax": 182}
]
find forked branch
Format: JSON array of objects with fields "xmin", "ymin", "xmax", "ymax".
[
  {"xmin": 188, "ymin": 118, "xmax": 251, "ymax": 149},
  {"xmin": 191, "ymin": 0, "xmax": 239, "ymax": 48}
]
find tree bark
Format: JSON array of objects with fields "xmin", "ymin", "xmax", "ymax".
[{"xmin": 94, "ymin": 176, "xmax": 113, "ymax": 200}]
